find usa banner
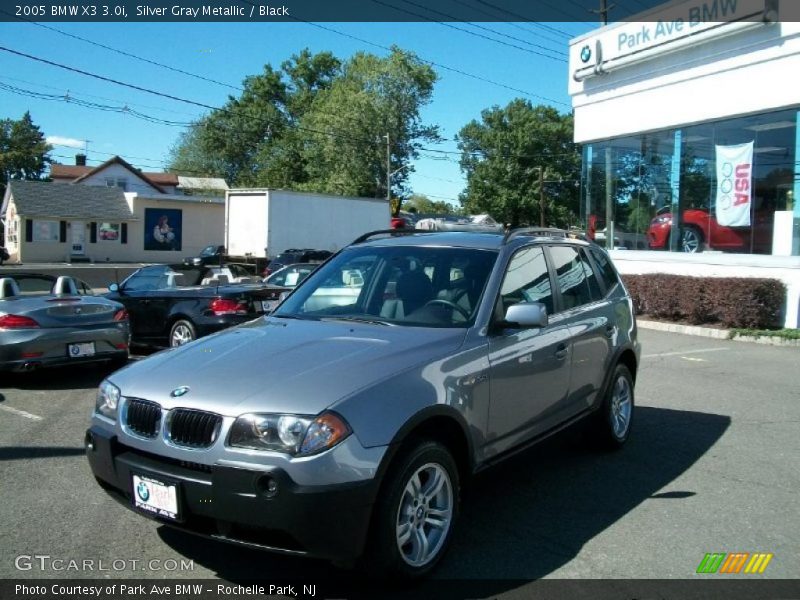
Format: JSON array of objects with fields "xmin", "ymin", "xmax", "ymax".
[{"xmin": 715, "ymin": 141, "xmax": 754, "ymax": 227}]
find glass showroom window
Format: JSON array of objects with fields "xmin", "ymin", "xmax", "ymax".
[
  {"xmin": 581, "ymin": 108, "xmax": 799, "ymax": 255},
  {"xmin": 582, "ymin": 130, "xmax": 676, "ymax": 251}
]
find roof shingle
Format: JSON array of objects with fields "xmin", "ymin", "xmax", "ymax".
[{"xmin": 8, "ymin": 180, "xmax": 136, "ymax": 221}]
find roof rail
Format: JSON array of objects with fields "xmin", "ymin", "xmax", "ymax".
[
  {"xmin": 503, "ymin": 227, "xmax": 569, "ymax": 244},
  {"xmin": 351, "ymin": 229, "xmax": 420, "ymax": 245}
]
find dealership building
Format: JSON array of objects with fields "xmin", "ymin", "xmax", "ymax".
[{"xmin": 569, "ymin": 0, "xmax": 800, "ymax": 327}]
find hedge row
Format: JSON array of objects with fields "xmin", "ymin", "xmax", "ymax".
[{"xmin": 621, "ymin": 274, "xmax": 786, "ymax": 329}]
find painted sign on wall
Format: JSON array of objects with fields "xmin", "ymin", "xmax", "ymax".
[{"xmin": 144, "ymin": 208, "xmax": 182, "ymax": 251}]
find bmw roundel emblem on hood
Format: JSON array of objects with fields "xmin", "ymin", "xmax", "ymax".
[{"xmin": 170, "ymin": 386, "xmax": 190, "ymax": 398}]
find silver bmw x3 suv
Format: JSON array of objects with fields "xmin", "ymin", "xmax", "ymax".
[{"xmin": 86, "ymin": 228, "xmax": 640, "ymax": 578}]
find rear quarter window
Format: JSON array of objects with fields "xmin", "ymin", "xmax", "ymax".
[{"xmin": 589, "ymin": 247, "xmax": 621, "ymax": 294}]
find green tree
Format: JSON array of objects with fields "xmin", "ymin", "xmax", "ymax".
[
  {"xmin": 403, "ymin": 193, "xmax": 458, "ymax": 215},
  {"xmin": 457, "ymin": 100, "xmax": 580, "ymax": 227},
  {"xmin": 0, "ymin": 111, "xmax": 51, "ymax": 195},
  {"xmin": 168, "ymin": 47, "xmax": 440, "ymax": 207}
]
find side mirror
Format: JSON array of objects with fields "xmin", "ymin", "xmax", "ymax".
[
  {"xmin": 108, "ymin": 283, "xmax": 120, "ymax": 293},
  {"xmin": 504, "ymin": 302, "xmax": 548, "ymax": 329}
]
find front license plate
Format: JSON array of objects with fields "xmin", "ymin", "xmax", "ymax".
[
  {"xmin": 67, "ymin": 342, "xmax": 95, "ymax": 357},
  {"xmin": 261, "ymin": 300, "xmax": 278, "ymax": 312},
  {"xmin": 132, "ymin": 474, "xmax": 180, "ymax": 521}
]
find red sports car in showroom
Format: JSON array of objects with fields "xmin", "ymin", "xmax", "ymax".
[{"xmin": 647, "ymin": 207, "xmax": 772, "ymax": 253}]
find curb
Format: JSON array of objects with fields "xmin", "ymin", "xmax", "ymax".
[
  {"xmin": 637, "ymin": 319, "xmax": 800, "ymax": 347},
  {"xmin": 637, "ymin": 319, "xmax": 730, "ymax": 339}
]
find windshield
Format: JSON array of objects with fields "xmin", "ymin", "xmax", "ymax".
[
  {"xmin": 266, "ymin": 265, "xmax": 316, "ymax": 287},
  {"xmin": 273, "ymin": 245, "xmax": 497, "ymax": 328},
  {"xmin": 122, "ymin": 266, "xmax": 204, "ymax": 290},
  {"xmin": 199, "ymin": 245, "xmax": 219, "ymax": 257}
]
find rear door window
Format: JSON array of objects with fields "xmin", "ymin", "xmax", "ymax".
[{"xmin": 495, "ymin": 246, "xmax": 554, "ymax": 319}]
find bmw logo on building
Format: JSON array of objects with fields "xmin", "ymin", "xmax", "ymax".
[
  {"xmin": 580, "ymin": 45, "xmax": 592, "ymax": 63},
  {"xmin": 170, "ymin": 386, "xmax": 190, "ymax": 398}
]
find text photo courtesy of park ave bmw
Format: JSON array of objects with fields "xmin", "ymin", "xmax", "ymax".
[{"xmin": 1, "ymin": 0, "xmax": 800, "ymax": 598}]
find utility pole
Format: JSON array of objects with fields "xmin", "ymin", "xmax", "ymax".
[
  {"xmin": 539, "ymin": 166, "xmax": 545, "ymax": 227},
  {"xmin": 589, "ymin": 0, "xmax": 614, "ymax": 24},
  {"xmin": 385, "ymin": 132, "xmax": 391, "ymax": 204}
]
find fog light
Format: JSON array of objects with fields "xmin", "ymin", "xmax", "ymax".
[
  {"xmin": 257, "ymin": 475, "xmax": 279, "ymax": 498},
  {"xmin": 85, "ymin": 431, "xmax": 95, "ymax": 451}
]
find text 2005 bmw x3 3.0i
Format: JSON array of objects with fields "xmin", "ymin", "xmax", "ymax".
[{"xmin": 86, "ymin": 228, "xmax": 640, "ymax": 579}]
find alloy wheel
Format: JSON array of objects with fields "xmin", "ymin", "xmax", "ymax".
[
  {"xmin": 395, "ymin": 462, "xmax": 454, "ymax": 568},
  {"xmin": 171, "ymin": 324, "xmax": 194, "ymax": 346},
  {"xmin": 610, "ymin": 374, "xmax": 633, "ymax": 439},
  {"xmin": 681, "ymin": 228, "xmax": 702, "ymax": 253}
]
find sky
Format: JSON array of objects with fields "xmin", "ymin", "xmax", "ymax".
[{"xmin": 0, "ymin": 18, "xmax": 599, "ymax": 205}]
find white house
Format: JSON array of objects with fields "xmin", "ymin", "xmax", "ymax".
[{"xmin": 2, "ymin": 155, "xmax": 228, "ymax": 263}]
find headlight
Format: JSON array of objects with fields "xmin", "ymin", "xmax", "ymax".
[
  {"xmin": 228, "ymin": 411, "xmax": 351, "ymax": 456},
  {"xmin": 652, "ymin": 215, "xmax": 672, "ymax": 225},
  {"xmin": 95, "ymin": 380, "xmax": 121, "ymax": 420}
]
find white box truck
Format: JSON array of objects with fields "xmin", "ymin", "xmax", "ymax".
[{"xmin": 225, "ymin": 189, "xmax": 390, "ymax": 263}]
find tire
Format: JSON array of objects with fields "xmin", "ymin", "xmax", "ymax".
[
  {"xmin": 592, "ymin": 364, "xmax": 635, "ymax": 450},
  {"xmin": 680, "ymin": 226, "xmax": 704, "ymax": 253},
  {"xmin": 169, "ymin": 319, "xmax": 197, "ymax": 347},
  {"xmin": 365, "ymin": 440, "xmax": 459, "ymax": 580}
]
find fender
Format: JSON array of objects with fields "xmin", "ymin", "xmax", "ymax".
[{"xmin": 372, "ymin": 404, "xmax": 478, "ymax": 488}]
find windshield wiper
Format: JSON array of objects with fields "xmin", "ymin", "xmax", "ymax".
[
  {"xmin": 272, "ymin": 314, "xmax": 318, "ymax": 321},
  {"xmin": 321, "ymin": 316, "xmax": 394, "ymax": 326}
]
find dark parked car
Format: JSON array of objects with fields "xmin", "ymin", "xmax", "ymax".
[
  {"xmin": 1, "ymin": 273, "xmax": 129, "ymax": 372},
  {"xmin": 106, "ymin": 264, "xmax": 275, "ymax": 347},
  {"xmin": 262, "ymin": 249, "xmax": 332, "ymax": 277},
  {"xmin": 183, "ymin": 244, "xmax": 226, "ymax": 266},
  {"xmin": 88, "ymin": 228, "xmax": 639, "ymax": 579}
]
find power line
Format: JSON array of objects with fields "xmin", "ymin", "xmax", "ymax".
[
  {"xmin": 470, "ymin": 0, "xmax": 585, "ymax": 33},
  {"xmin": 0, "ymin": 45, "xmax": 389, "ymax": 149},
  {"xmin": 453, "ymin": 0, "xmax": 574, "ymax": 47},
  {"xmin": 0, "ymin": 8, "xmax": 242, "ymax": 92},
  {"xmin": 292, "ymin": 21, "xmax": 569, "ymax": 106},
  {"xmin": 0, "ymin": 81, "xmax": 194, "ymax": 127},
  {"xmin": 0, "ymin": 75, "xmax": 204, "ymax": 118},
  {"xmin": 371, "ymin": 0, "xmax": 567, "ymax": 61},
  {"xmin": 48, "ymin": 144, "xmax": 169, "ymax": 169},
  {"xmin": 2, "ymin": 69, "xmax": 453, "ymax": 170},
  {"xmin": 4, "ymin": 12, "xmax": 377, "ymax": 131},
  {"xmin": 410, "ymin": 191, "xmax": 462, "ymax": 202}
]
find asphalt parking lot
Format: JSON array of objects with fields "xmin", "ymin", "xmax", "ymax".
[{"xmin": 0, "ymin": 329, "xmax": 798, "ymax": 593}]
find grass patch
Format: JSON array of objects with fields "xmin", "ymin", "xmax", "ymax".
[{"xmin": 728, "ymin": 328, "xmax": 800, "ymax": 340}]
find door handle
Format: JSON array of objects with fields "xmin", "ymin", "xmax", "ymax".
[{"xmin": 554, "ymin": 343, "xmax": 569, "ymax": 360}]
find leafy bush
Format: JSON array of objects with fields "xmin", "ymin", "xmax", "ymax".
[{"xmin": 621, "ymin": 274, "xmax": 785, "ymax": 329}]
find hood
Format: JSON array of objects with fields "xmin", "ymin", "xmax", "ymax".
[{"xmin": 110, "ymin": 317, "xmax": 467, "ymax": 417}]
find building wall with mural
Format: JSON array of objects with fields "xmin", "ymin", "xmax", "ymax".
[{"xmin": 125, "ymin": 196, "xmax": 224, "ymax": 263}]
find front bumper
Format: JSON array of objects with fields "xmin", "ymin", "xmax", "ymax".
[
  {"xmin": 647, "ymin": 223, "xmax": 669, "ymax": 249},
  {"xmin": 85, "ymin": 425, "xmax": 380, "ymax": 562}
]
